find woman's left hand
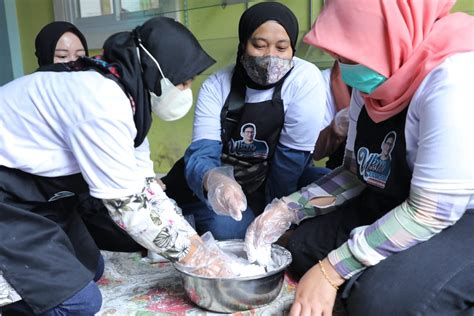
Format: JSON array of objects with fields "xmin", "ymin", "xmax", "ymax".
[{"xmin": 289, "ymin": 258, "xmax": 345, "ymax": 316}]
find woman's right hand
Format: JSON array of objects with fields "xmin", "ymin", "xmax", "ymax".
[
  {"xmin": 205, "ymin": 166, "xmax": 247, "ymax": 221},
  {"xmin": 179, "ymin": 232, "xmax": 264, "ymax": 277},
  {"xmin": 244, "ymin": 198, "xmax": 296, "ymax": 266},
  {"xmin": 289, "ymin": 259, "xmax": 343, "ymax": 316}
]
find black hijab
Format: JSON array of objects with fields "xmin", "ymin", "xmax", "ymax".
[
  {"xmin": 236, "ymin": 2, "xmax": 299, "ymax": 90},
  {"xmin": 38, "ymin": 17, "xmax": 215, "ymax": 147},
  {"xmin": 35, "ymin": 21, "xmax": 89, "ymax": 66},
  {"xmin": 101, "ymin": 17, "xmax": 215, "ymax": 146}
]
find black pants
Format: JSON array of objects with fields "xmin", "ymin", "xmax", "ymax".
[
  {"xmin": 76, "ymin": 193, "xmax": 144, "ymax": 252},
  {"xmin": 287, "ymin": 205, "xmax": 474, "ymax": 315}
]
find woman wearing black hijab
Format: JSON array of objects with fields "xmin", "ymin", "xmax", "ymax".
[
  {"xmin": 0, "ymin": 17, "xmax": 251, "ymax": 315},
  {"xmin": 35, "ymin": 21, "xmax": 148, "ymax": 254},
  {"xmin": 35, "ymin": 21, "xmax": 88, "ymax": 66},
  {"xmin": 165, "ymin": 2, "xmax": 329, "ymax": 241}
]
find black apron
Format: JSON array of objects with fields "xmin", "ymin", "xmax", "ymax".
[
  {"xmin": 325, "ymin": 142, "xmax": 345, "ymax": 169},
  {"xmin": 353, "ymin": 106, "xmax": 411, "ymax": 219},
  {"xmin": 0, "ymin": 166, "xmax": 100, "ymax": 314},
  {"xmin": 220, "ymin": 78, "xmax": 285, "ymax": 194},
  {"xmin": 163, "ymin": 71, "xmax": 285, "ymax": 208},
  {"xmin": 287, "ymin": 105, "xmax": 412, "ymax": 279}
]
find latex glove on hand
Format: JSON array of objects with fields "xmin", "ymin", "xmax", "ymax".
[
  {"xmin": 332, "ymin": 107, "xmax": 349, "ymax": 137},
  {"xmin": 245, "ymin": 198, "xmax": 297, "ymax": 267},
  {"xmin": 205, "ymin": 166, "xmax": 247, "ymax": 221},
  {"xmin": 178, "ymin": 232, "xmax": 265, "ymax": 277}
]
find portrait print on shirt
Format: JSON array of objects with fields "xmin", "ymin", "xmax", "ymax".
[
  {"xmin": 229, "ymin": 123, "xmax": 269, "ymax": 159},
  {"xmin": 357, "ymin": 131, "xmax": 396, "ymax": 189}
]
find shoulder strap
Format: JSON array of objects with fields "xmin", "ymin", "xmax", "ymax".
[
  {"xmin": 272, "ymin": 79, "xmax": 284, "ymax": 99},
  {"xmin": 220, "ymin": 68, "xmax": 246, "ymax": 144}
]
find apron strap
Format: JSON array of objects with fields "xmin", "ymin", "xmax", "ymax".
[
  {"xmin": 220, "ymin": 68, "xmax": 285, "ymax": 145},
  {"xmin": 220, "ymin": 69, "xmax": 246, "ymax": 145}
]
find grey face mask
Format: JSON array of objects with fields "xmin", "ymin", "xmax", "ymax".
[{"xmin": 241, "ymin": 54, "xmax": 293, "ymax": 86}]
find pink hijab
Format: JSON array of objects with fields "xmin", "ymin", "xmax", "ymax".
[{"xmin": 304, "ymin": 0, "xmax": 474, "ymax": 123}]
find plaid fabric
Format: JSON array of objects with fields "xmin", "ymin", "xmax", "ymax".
[
  {"xmin": 283, "ymin": 149, "xmax": 473, "ymax": 279},
  {"xmin": 283, "ymin": 150, "xmax": 365, "ymax": 224},
  {"xmin": 328, "ymin": 186, "xmax": 473, "ymax": 279}
]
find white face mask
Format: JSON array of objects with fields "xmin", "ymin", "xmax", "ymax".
[
  {"xmin": 137, "ymin": 43, "xmax": 194, "ymax": 121},
  {"xmin": 150, "ymin": 78, "xmax": 193, "ymax": 121}
]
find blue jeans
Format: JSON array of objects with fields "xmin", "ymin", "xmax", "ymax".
[
  {"xmin": 297, "ymin": 166, "xmax": 331, "ymax": 188},
  {"xmin": 182, "ymin": 200, "xmax": 255, "ymax": 240},
  {"xmin": 1, "ymin": 256, "xmax": 104, "ymax": 316}
]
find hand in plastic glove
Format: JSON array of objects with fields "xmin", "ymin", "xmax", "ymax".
[
  {"xmin": 178, "ymin": 232, "xmax": 265, "ymax": 277},
  {"xmin": 204, "ymin": 166, "xmax": 247, "ymax": 221},
  {"xmin": 332, "ymin": 107, "xmax": 349, "ymax": 137},
  {"xmin": 245, "ymin": 198, "xmax": 297, "ymax": 267}
]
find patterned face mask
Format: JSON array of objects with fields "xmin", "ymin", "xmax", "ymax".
[{"xmin": 241, "ymin": 54, "xmax": 294, "ymax": 86}]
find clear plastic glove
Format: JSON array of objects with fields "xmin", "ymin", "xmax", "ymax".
[
  {"xmin": 178, "ymin": 232, "xmax": 265, "ymax": 277},
  {"xmin": 205, "ymin": 166, "xmax": 247, "ymax": 221},
  {"xmin": 155, "ymin": 176, "xmax": 166, "ymax": 191},
  {"xmin": 244, "ymin": 198, "xmax": 297, "ymax": 267},
  {"xmin": 332, "ymin": 107, "xmax": 349, "ymax": 136}
]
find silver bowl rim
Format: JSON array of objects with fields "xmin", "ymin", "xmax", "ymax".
[{"xmin": 173, "ymin": 240, "xmax": 292, "ymax": 281}]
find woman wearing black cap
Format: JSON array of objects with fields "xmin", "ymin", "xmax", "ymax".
[
  {"xmin": 165, "ymin": 2, "xmax": 329, "ymax": 240},
  {"xmin": 35, "ymin": 21, "xmax": 89, "ymax": 66},
  {"xmin": 0, "ymin": 17, "xmax": 254, "ymax": 315}
]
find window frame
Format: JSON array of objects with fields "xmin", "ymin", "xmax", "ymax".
[{"xmin": 53, "ymin": 0, "xmax": 181, "ymax": 49}]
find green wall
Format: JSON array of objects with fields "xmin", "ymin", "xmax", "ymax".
[
  {"xmin": 14, "ymin": 0, "xmax": 474, "ymax": 173},
  {"xmin": 146, "ymin": 0, "xmax": 474, "ymax": 173},
  {"xmin": 453, "ymin": 0, "xmax": 474, "ymax": 14},
  {"xmin": 16, "ymin": 0, "xmax": 54, "ymax": 74},
  {"xmin": 148, "ymin": 0, "xmax": 327, "ymax": 173}
]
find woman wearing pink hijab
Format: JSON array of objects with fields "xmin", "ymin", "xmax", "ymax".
[{"xmin": 244, "ymin": 0, "xmax": 474, "ymax": 314}]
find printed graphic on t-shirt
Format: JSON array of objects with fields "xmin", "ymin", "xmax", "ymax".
[
  {"xmin": 357, "ymin": 131, "xmax": 397, "ymax": 189},
  {"xmin": 229, "ymin": 123, "xmax": 269, "ymax": 159}
]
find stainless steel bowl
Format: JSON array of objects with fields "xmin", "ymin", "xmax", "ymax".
[{"xmin": 173, "ymin": 240, "xmax": 292, "ymax": 313}]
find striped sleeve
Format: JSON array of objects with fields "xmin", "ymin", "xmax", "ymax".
[
  {"xmin": 328, "ymin": 185, "xmax": 473, "ymax": 279},
  {"xmin": 282, "ymin": 149, "xmax": 366, "ymax": 224}
]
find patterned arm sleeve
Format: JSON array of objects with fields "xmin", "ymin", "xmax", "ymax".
[
  {"xmin": 102, "ymin": 177, "xmax": 197, "ymax": 262},
  {"xmin": 0, "ymin": 273, "xmax": 21, "ymax": 306},
  {"xmin": 328, "ymin": 185, "xmax": 473, "ymax": 279},
  {"xmin": 282, "ymin": 149, "xmax": 366, "ymax": 224}
]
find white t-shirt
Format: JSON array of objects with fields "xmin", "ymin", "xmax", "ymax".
[
  {"xmin": 0, "ymin": 71, "xmax": 155, "ymax": 199},
  {"xmin": 346, "ymin": 52, "xmax": 474, "ymax": 201},
  {"xmin": 320, "ymin": 68, "xmax": 338, "ymax": 128},
  {"xmin": 192, "ymin": 57, "xmax": 328, "ymax": 152}
]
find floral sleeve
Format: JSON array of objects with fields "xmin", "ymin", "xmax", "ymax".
[
  {"xmin": 0, "ymin": 273, "xmax": 21, "ymax": 306},
  {"xmin": 102, "ymin": 177, "xmax": 197, "ymax": 262}
]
